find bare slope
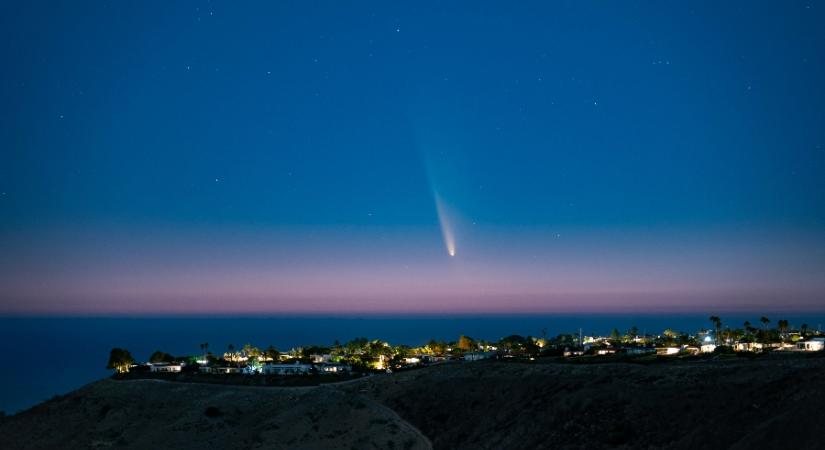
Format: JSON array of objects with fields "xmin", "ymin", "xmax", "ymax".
[
  {"xmin": 0, "ymin": 379, "xmax": 431, "ymax": 450},
  {"xmin": 340, "ymin": 355, "xmax": 825, "ymax": 450}
]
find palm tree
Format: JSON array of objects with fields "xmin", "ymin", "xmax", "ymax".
[
  {"xmin": 777, "ymin": 320, "xmax": 789, "ymax": 341},
  {"xmin": 199, "ymin": 342, "xmax": 209, "ymax": 362},
  {"xmin": 760, "ymin": 316, "xmax": 770, "ymax": 331},
  {"xmin": 801, "ymin": 323, "xmax": 809, "ymax": 337},
  {"xmin": 709, "ymin": 316, "xmax": 722, "ymax": 345}
]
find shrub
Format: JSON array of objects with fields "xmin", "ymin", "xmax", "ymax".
[{"xmin": 204, "ymin": 406, "xmax": 223, "ymax": 418}]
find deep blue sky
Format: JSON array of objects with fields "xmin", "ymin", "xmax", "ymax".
[{"xmin": 1, "ymin": 2, "xmax": 824, "ymax": 314}]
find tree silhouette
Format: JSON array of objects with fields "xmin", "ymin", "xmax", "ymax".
[
  {"xmin": 265, "ymin": 345, "xmax": 280, "ymax": 361},
  {"xmin": 149, "ymin": 350, "xmax": 174, "ymax": 363},
  {"xmin": 458, "ymin": 335, "xmax": 476, "ymax": 352},
  {"xmin": 709, "ymin": 316, "xmax": 721, "ymax": 345},
  {"xmin": 107, "ymin": 348, "xmax": 135, "ymax": 373},
  {"xmin": 227, "ymin": 344, "xmax": 235, "ymax": 362},
  {"xmin": 777, "ymin": 320, "xmax": 789, "ymax": 341},
  {"xmin": 760, "ymin": 317, "xmax": 770, "ymax": 330}
]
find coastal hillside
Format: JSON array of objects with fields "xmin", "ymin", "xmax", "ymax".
[
  {"xmin": 0, "ymin": 379, "xmax": 430, "ymax": 450},
  {"xmin": 2, "ymin": 355, "xmax": 824, "ymax": 449},
  {"xmin": 341, "ymin": 355, "xmax": 825, "ymax": 449}
]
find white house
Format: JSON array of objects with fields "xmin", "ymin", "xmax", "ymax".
[
  {"xmin": 700, "ymin": 344, "xmax": 717, "ymax": 353},
  {"xmin": 656, "ymin": 347, "xmax": 681, "ymax": 356},
  {"xmin": 149, "ymin": 362, "xmax": 183, "ymax": 373},
  {"xmin": 797, "ymin": 337, "xmax": 825, "ymax": 352},
  {"xmin": 464, "ymin": 351, "xmax": 496, "ymax": 361},
  {"xmin": 402, "ymin": 356, "xmax": 421, "ymax": 365},
  {"xmin": 263, "ymin": 362, "xmax": 313, "ymax": 375},
  {"xmin": 735, "ymin": 342, "xmax": 781, "ymax": 353},
  {"xmin": 316, "ymin": 363, "xmax": 352, "ymax": 373}
]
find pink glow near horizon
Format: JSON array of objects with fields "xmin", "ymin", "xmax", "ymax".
[{"xmin": 1, "ymin": 225, "xmax": 824, "ymax": 314}]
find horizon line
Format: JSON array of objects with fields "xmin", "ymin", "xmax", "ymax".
[{"xmin": 3, "ymin": 310, "xmax": 825, "ymax": 319}]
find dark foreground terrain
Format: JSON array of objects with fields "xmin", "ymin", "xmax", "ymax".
[{"xmin": 2, "ymin": 354, "xmax": 824, "ymax": 449}]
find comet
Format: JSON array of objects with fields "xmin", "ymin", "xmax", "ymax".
[{"xmin": 434, "ymin": 193, "xmax": 456, "ymax": 257}]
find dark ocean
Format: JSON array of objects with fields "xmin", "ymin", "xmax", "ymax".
[{"xmin": 2, "ymin": 314, "xmax": 823, "ymax": 414}]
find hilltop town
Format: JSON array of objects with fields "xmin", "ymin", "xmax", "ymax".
[{"xmin": 107, "ymin": 316, "xmax": 825, "ymax": 383}]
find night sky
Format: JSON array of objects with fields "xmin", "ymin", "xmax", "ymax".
[{"xmin": 1, "ymin": 2, "xmax": 824, "ymax": 314}]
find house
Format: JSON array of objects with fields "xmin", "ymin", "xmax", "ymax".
[
  {"xmin": 263, "ymin": 362, "xmax": 313, "ymax": 375},
  {"xmin": 316, "ymin": 363, "xmax": 352, "ymax": 373},
  {"xmin": 735, "ymin": 342, "xmax": 758, "ymax": 352},
  {"xmin": 464, "ymin": 351, "xmax": 496, "ymax": 361},
  {"xmin": 213, "ymin": 366, "xmax": 243, "ymax": 374},
  {"xmin": 148, "ymin": 362, "xmax": 183, "ymax": 373},
  {"xmin": 310, "ymin": 354, "xmax": 332, "ymax": 363},
  {"xmin": 656, "ymin": 347, "xmax": 681, "ymax": 356},
  {"xmin": 223, "ymin": 352, "xmax": 249, "ymax": 363},
  {"xmin": 797, "ymin": 337, "xmax": 825, "ymax": 352},
  {"xmin": 563, "ymin": 347, "xmax": 584, "ymax": 357},
  {"xmin": 735, "ymin": 342, "xmax": 781, "ymax": 353},
  {"xmin": 624, "ymin": 347, "xmax": 655, "ymax": 355},
  {"xmin": 700, "ymin": 344, "xmax": 717, "ymax": 353}
]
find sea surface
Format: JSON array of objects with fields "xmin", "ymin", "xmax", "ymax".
[{"xmin": 1, "ymin": 314, "xmax": 823, "ymax": 414}]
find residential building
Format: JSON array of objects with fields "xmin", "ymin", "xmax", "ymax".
[
  {"xmin": 148, "ymin": 362, "xmax": 183, "ymax": 373},
  {"xmin": 310, "ymin": 354, "xmax": 332, "ymax": 363},
  {"xmin": 263, "ymin": 362, "xmax": 313, "ymax": 375},
  {"xmin": 797, "ymin": 337, "xmax": 825, "ymax": 352},
  {"xmin": 316, "ymin": 363, "xmax": 352, "ymax": 373},
  {"xmin": 464, "ymin": 351, "xmax": 496, "ymax": 361}
]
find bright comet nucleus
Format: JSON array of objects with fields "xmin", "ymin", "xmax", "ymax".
[{"xmin": 434, "ymin": 193, "xmax": 456, "ymax": 257}]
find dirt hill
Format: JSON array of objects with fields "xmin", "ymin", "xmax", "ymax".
[
  {"xmin": 0, "ymin": 379, "xmax": 430, "ymax": 450},
  {"xmin": 340, "ymin": 354, "xmax": 825, "ymax": 449},
  {"xmin": 2, "ymin": 354, "xmax": 824, "ymax": 449}
]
